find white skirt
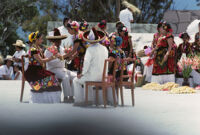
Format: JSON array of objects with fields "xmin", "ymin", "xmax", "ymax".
[
  {"xmin": 30, "ymin": 91, "xmax": 61, "ymax": 104},
  {"xmin": 151, "ymin": 74, "xmax": 175, "ymax": 84},
  {"xmin": 143, "ymin": 65, "xmax": 153, "ymax": 82},
  {"xmin": 191, "ymin": 70, "xmax": 200, "ymax": 85},
  {"xmin": 175, "ymin": 78, "xmax": 194, "ymax": 87}
]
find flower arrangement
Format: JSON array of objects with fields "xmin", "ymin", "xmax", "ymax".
[
  {"xmin": 48, "ymin": 45, "xmax": 58, "ymax": 55},
  {"xmin": 177, "ymin": 57, "xmax": 195, "ymax": 78}
]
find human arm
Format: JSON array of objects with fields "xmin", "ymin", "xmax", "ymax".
[
  {"xmin": 162, "ymin": 37, "xmax": 173, "ymax": 63},
  {"xmin": 14, "ymin": 72, "xmax": 20, "ymax": 80},
  {"xmin": 128, "ymin": 36, "xmax": 133, "ymax": 57}
]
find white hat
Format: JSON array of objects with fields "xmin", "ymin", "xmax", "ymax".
[{"xmin": 13, "ymin": 40, "xmax": 26, "ymax": 48}]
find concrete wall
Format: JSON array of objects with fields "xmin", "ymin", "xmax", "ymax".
[
  {"xmin": 163, "ymin": 10, "xmax": 200, "ymax": 34},
  {"xmin": 47, "ymin": 21, "xmax": 157, "ymax": 34}
]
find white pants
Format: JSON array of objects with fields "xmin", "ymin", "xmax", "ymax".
[
  {"xmin": 50, "ymin": 68, "xmax": 77, "ymax": 97},
  {"xmin": 143, "ymin": 65, "xmax": 153, "ymax": 82},
  {"xmin": 151, "ymin": 74, "xmax": 175, "ymax": 84},
  {"xmin": 73, "ymin": 77, "xmax": 117, "ymax": 104},
  {"xmin": 73, "ymin": 77, "xmax": 94, "ymax": 103}
]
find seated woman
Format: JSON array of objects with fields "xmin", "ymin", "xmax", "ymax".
[
  {"xmin": 108, "ymin": 34, "xmax": 127, "ymax": 82},
  {"xmin": 177, "ymin": 32, "xmax": 193, "ymax": 60},
  {"xmin": 117, "ymin": 25, "xmax": 133, "ymax": 58},
  {"xmin": 24, "ymin": 31, "xmax": 61, "ymax": 103}
]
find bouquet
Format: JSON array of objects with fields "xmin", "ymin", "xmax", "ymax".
[
  {"xmin": 48, "ymin": 45, "xmax": 58, "ymax": 55},
  {"xmin": 177, "ymin": 57, "xmax": 198, "ymax": 78}
]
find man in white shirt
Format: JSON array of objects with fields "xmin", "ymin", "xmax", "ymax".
[
  {"xmin": 0, "ymin": 55, "xmax": 13, "ymax": 80},
  {"xmin": 12, "ymin": 40, "xmax": 27, "ymax": 68},
  {"xmin": 58, "ymin": 17, "xmax": 73, "ymax": 48},
  {"xmin": 73, "ymin": 28, "xmax": 108, "ymax": 106},
  {"xmin": 119, "ymin": 8, "xmax": 134, "ymax": 33},
  {"xmin": 45, "ymin": 28, "xmax": 77, "ymax": 103}
]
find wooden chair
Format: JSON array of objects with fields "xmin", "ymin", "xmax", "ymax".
[
  {"xmin": 118, "ymin": 58, "xmax": 136, "ymax": 106},
  {"xmin": 20, "ymin": 55, "xmax": 29, "ymax": 102},
  {"xmin": 85, "ymin": 58, "xmax": 117, "ymax": 108}
]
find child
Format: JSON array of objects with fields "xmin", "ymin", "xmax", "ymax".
[{"xmin": 14, "ymin": 65, "xmax": 22, "ymax": 80}]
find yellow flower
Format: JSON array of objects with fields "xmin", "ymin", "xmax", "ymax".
[{"xmin": 47, "ymin": 81, "xmax": 53, "ymax": 87}]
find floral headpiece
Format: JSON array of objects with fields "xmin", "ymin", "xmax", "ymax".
[
  {"xmin": 80, "ymin": 21, "xmax": 89, "ymax": 31},
  {"xmin": 69, "ymin": 21, "xmax": 79, "ymax": 32},
  {"xmin": 28, "ymin": 31, "xmax": 39, "ymax": 43},
  {"xmin": 98, "ymin": 20, "xmax": 107, "ymax": 29},
  {"xmin": 162, "ymin": 22, "xmax": 173, "ymax": 33},
  {"xmin": 179, "ymin": 32, "xmax": 190, "ymax": 39},
  {"xmin": 110, "ymin": 35, "xmax": 123, "ymax": 47}
]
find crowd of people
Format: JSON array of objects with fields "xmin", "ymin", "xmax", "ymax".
[{"xmin": 0, "ymin": 13, "xmax": 200, "ymax": 105}]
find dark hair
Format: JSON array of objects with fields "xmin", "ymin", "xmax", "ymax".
[
  {"xmin": 117, "ymin": 25, "xmax": 128, "ymax": 36},
  {"xmin": 162, "ymin": 22, "xmax": 173, "ymax": 32},
  {"xmin": 98, "ymin": 20, "xmax": 107, "ymax": 29},
  {"xmin": 63, "ymin": 17, "xmax": 70, "ymax": 25},
  {"xmin": 179, "ymin": 32, "xmax": 190, "ymax": 39},
  {"xmin": 15, "ymin": 46, "xmax": 24, "ymax": 50},
  {"xmin": 79, "ymin": 21, "xmax": 89, "ymax": 31},
  {"xmin": 157, "ymin": 21, "xmax": 164, "ymax": 30},
  {"xmin": 116, "ymin": 21, "xmax": 124, "ymax": 28}
]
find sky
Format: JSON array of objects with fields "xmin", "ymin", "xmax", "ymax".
[{"xmin": 172, "ymin": 0, "xmax": 199, "ymax": 10}]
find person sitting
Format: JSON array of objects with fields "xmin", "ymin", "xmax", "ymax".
[
  {"xmin": 117, "ymin": 25, "xmax": 133, "ymax": 58},
  {"xmin": 73, "ymin": 27, "xmax": 108, "ymax": 106},
  {"xmin": 12, "ymin": 40, "xmax": 27, "ymax": 70},
  {"xmin": 0, "ymin": 55, "xmax": 13, "ymax": 80},
  {"xmin": 45, "ymin": 28, "xmax": 77, "ymax": 103},
  {"xmin": 24, "ymin": 31, "xmax": 61, "ymax": 103},
  {"xmin": 13, "ymin": 64, "xmax": 22, "ymax": 80}
]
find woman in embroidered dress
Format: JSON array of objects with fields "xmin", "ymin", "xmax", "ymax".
[
  {"xmin": 151, "ymin": 22, "xmax": 177, "ymax": 84},
  {"xmin": 143, "ymin": 22, "xmax": 163, "ymax": 83},
  {"xmin": 24, "ymin": 31, "xmax": 61, "ymax": 103},
  {"xmin": 64, "ymin": 21, "xmax": 90, "ymax": 74},
  {"xmin": 192, "ymin": 33, "xmax": 200, "ymax": 56},
  {"xmin": 117, "ymin": 25, "xmax": 133, "ymax": 58},
  {"xmin": 97, "ymin": 20, "xmax": 110, "ymax": 50},
  {"xmin": 108, "ymin": 34, "xmax": 127, "ymax": 81}
]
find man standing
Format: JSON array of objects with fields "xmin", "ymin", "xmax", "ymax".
[
  {"xmin": 73, "ymin": 28, "xmax": 108, "ymax": 106},
  {"xmin": 58, "ymin": 17, "xmax": 73, "ymax": 48},
  {"xmin": 45, "ymin": 28, "xmax": 76, "ymax": 103},
  {"xmin": 119, "ymin": 7, "xmax": 134, "ymax": 33}
]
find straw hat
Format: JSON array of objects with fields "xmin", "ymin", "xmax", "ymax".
[
  {"xmin": 5, "ymin": 55, "xmax": 13, "ymax": 61},
  {"xmin": 13, "ymin": 40, "xmax": 26, "ymax": 48},
  {"xmin": 122, "ymin": 0, "xmax": 141, "ymax": 14},
  {"xmin": 46, "ymin": 28, "xmax": 67, "ymax": 40},
  {"xmin": 83, "ymin": 27, "xmax": 106, "ymax": 43}
]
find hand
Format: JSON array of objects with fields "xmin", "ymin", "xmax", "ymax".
[
  {"xmin": 77, "ymin": 74, "xmax": 83, "ymax": 79},
  {"xmin": 162, "ymin": 54, "xmax": 168, "ymax": 64}
]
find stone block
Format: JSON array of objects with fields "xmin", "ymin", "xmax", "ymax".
[
  {"xmin": 177, "ymin": 11, "xmax": 191, "ymax": 22},
  {"xmin": 163, "ymin": 10, "xmax": 179, "ymax": 23},
  {"xmin": 177, "ymin": 22, "xmax": 189, "ymax": 34}
]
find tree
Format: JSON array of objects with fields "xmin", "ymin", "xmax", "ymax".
[
  {"xmin": 124, "ymin": 0, "xmax": 173, "ymax": 23},
  {"xmin": 0, "ymin": 0, "xmax": 38, "ymax": 56}
]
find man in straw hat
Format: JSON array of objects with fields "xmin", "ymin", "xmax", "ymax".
[
  {"xmin": 12, "ymin": 40, "xmax": 27, "ymax": 69},
  {"xmin": 45, "ymin": 28, "xmax": 77, "ymax": 103},
  {"xmin": 119, "ymin": 0, "xmax": 141, "ymax": 33},
  {"xmin": 73, "ymin": 27, "xmax": 108, "ymax": 106},
  {"xmin": 0, "ymin": 55, "xmax": 13, "ymax": 80}
]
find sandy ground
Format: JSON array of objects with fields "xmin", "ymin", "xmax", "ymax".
[{"xmin": 0, "ymin": 80, "xmax": 200, "ymax": 135}]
